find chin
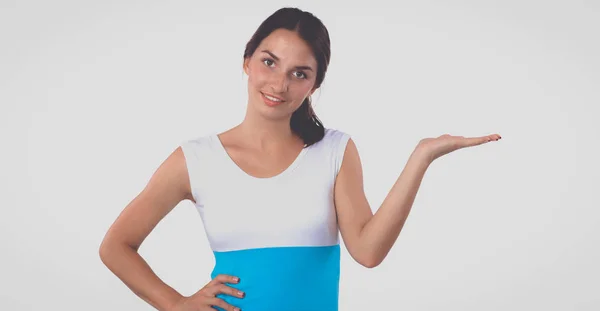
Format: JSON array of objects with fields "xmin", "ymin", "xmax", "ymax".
[{"xmin": 255, "ymin": 100, "xmax": 294, "ymax": 120}]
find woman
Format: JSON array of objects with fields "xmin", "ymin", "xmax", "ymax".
[{"xmin": 99, "ymin": 7, "xmax": 501, "ymax": 311}]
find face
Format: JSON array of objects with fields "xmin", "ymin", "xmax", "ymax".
[{"xmin": 243, "ymin": 28, "xmax": 318, "ymax": 119}]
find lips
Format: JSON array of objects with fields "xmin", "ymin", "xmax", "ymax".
[{"xmin": 261, "ymin": 92, "xmax": 285, "ymax": 102}]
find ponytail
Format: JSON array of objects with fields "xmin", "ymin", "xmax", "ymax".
[{"xmin": 290, "ymin": 96, "xmax": 325, "ymax": 147}]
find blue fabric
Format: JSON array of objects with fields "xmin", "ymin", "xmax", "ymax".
[{"xmin": 211, "ymin": 244, "xmax": 340, "ymax": 311}]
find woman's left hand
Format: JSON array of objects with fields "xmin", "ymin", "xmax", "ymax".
[{"xmin": 415, "ymin": 133, "xmax": 502, "ymax": 164}]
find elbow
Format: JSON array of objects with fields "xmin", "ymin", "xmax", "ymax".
[
  {"xmin": 98, "ymin": 238, "xmax": 133, "ymax": 265},
  {"xmin": 358, "ymin": 254, "xmax": 381, "ymax": 269},
  {"xmin": 98, "ymin": 240, "xmax": 114, "ymax": 264},
  {"xmin": 350, "ymin": 244, "xmax": 383, "ymax": 268},
  {"xmin": 361, "ymin": 259, "xmax": 381, "ymax": 269}
]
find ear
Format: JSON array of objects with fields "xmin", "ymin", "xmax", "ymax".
[
  {"xmin": 243, "ymin": 57, "xmax": 250, "ymax": 75},
  {"xmin": 309, "ymin": 87, "xmax": 317, "ymax": 96}
]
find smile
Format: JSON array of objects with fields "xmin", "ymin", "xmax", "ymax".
[
  {"xmin": 261, "ymin": 92, "xmax": 285, "ymax": 102},
  {"xmin": 260, "ymin": 92, "xmax": 286, "ymax": 107}
]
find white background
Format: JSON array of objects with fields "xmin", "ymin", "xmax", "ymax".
[{"xmin": 2, "ymin": 0, "xmax": 599, "ymax": 310}]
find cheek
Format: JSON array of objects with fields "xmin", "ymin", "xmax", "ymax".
[
  {"xmin": 248, "ymin": 64, "xmax": 270, "ymax": 85},
  {"xmin": 297, "ymin": 83, "xmax": 315, "ymax": 97}
]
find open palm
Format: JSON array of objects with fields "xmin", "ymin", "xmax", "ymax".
[{"xmin": 417, "ymin": 133, "xmax": 502, "ymax": 163}]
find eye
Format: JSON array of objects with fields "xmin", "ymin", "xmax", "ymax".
[
  {"xmin": 262, "ymin": 58, "xmax": 307, "ymax": 80},
  {"xmin": 262, "ymin": 58, "xmax": 275, "ymax": 67},
  {"xmin": 293, "ymin": 71, "xmax": 307, "ymax": 79}
]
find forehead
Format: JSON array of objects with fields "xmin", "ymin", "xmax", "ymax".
[{"xmin": 258, "ymin": 29, "xmax": 316, "ymax": 66}]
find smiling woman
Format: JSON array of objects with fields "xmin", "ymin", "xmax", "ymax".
[
  {"xmin": 184, "ymin": 9, "xmax": 347, "ymax": 310},
  {"xmin": 99, "ymin": 6, "xmax": 501, "ymax": 311}
]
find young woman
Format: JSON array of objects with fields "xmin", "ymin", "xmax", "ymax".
[{"xmin": 99, "ymin": 7, "xmax": 501, "ymax": 311}]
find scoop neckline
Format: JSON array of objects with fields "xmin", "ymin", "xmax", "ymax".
[{"xmin": 211, "ymin": 133, "xmax": 309, "ymax": 181}]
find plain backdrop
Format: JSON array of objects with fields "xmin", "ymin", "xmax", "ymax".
[{"xmin": 1, "ymin": 0, "xmax": 599, "ymax": 310}]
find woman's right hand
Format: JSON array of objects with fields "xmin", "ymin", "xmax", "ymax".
[{"xmin": 170, "ymin": 274, "xmax": 245, "ymax": 311}]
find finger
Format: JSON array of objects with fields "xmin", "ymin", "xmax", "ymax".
[
  {"xmin": 206, "ymin": 297, "xmax": 241, "ymax": 311},
  {"xmin": 207, "ymin": 284, "xmax": 245, "ymax": 299},
  {"xmin": 210, "ymin": 274, "xmax": 240, "ymax": 286},
  {"xmin": 482, "ymin": 134, "xmax": 502, "ymax": 143},
  {"xmin": 465, "ymin": 134, "xmax": 501, "ymax": 147},
  {"xmin": 459, "ymin": 136, "xmax": 489, "ymax": 148}
]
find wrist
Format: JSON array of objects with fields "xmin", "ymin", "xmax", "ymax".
[
  {"xmin": 411, "ymin": 144, "xmax": 433, "ymax": 166},
  {"xmin": 164, "ymin": 295, "xmax": 187, "ymax": 311}
]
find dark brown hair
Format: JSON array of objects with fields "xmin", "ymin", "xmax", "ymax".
[{"xmin": 243, "ymin": 7, "xmax": 330, "ymax": 147}]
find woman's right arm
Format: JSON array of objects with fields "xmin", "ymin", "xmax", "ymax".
[{"xmin": 99, "ymin": 146, "xmax": 194, "ymax": 311}]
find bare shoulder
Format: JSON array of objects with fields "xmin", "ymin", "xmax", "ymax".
[
  {"xmin": 100, "ymin": 146, "xmax": 193, "ymax": 251},
  {"xmin": 145, "ymin": 146, "xmax": 195, "ymax": 204},
  {"xmin": 339, "ymin": 137, "xmax": 361, "ymax": 172}
]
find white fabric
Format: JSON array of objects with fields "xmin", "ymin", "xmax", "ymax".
[{"xmin": 180, "ymin": 128, "xmax": 351, "ymax": 252}]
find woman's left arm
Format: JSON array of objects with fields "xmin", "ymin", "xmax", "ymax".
[{"xmin": 335, "ymin": 134, "xmax": 500, "ymax": 268}]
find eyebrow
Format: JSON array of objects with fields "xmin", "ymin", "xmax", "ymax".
[{"xmin": 260, "ymin": 49, "xmax": 314, "ymax": 71}]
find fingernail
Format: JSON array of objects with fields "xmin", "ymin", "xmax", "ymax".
[{"xmin": 238, "ymin": 291, "xmax": 245, "ymax": 297}]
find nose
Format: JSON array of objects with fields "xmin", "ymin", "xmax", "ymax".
[{"xmin": 270, "ymin": 72, "xmax": 289, "ymax": 93}]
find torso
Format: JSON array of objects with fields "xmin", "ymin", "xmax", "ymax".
[{"xmin": 179, "ymin": 127, "xmax": 351, "ymax": 311}]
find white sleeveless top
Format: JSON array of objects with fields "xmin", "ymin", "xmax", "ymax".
[{"xmin": 180, "ymin": 127, "xmax": 351, "ymax": 310}]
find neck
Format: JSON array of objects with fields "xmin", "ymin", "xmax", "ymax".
[{"xmin": 236, "ymin": 114, "xmax": 299, "ymax": 151}]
